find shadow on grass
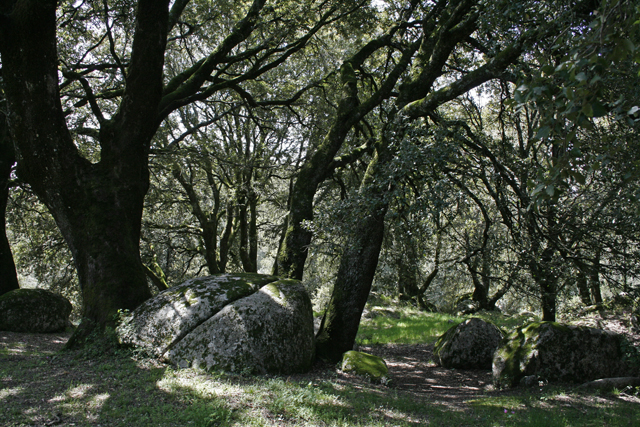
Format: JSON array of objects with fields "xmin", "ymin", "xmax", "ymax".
[
  {"xmin": 0, "ymin": 332, "xmax": 234, "ymax": 427},
  {"xmin": 2, "ymin": 331, "xmax": 639, "ymax": 427}
]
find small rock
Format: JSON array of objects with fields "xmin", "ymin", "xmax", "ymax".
[
  {"xmin": 520, "ymin": 375, "xmax": 539, "ymax": 387},
  {"xmin": 340, "ymin": 351, "xmax": 389, "ymax": 383}
]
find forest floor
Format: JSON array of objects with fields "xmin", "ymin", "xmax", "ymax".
[{"xmin": 2, "ymin": 311, "xmax": 640, "ymax": 426}]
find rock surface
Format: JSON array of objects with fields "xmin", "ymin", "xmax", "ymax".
[
  {"xmin": 454, "ymin": 300, "xmax": 480, "ymax": 316},
  {"xmin": 0, "ymin": 289, "xmax": 72, "ymax": 333},
  {"xmin": 116, "ymin": 273, "xmax": 278, "ymax": 357},
  {"xmin": 167, "ymin": 279, "xmax": 315, "ymax": 374},
  {"xmin": 117, "ymin": 274, "xmax": 315, "ymax": 374},
  {"xmin": 340, "ymin": 350, "xmax": 388, "ymax": 382},
  {"xmin": 434, "ymin": 318, "xmax": 503, "ymax": 369},
  {"xmin": 493, "ymin": 321, "xmax": 634, "ymax": 388}
]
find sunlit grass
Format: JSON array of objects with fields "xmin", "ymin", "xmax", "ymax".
[
  {"xmin": 2, "ymin": 308, "xmax": 639, "ymax": 426},
  {"xmin": 356, "ymin": 307, "xmax": 540, "ymax": 345},
  {"xmin": 357, "ymin": 310, "xmax": 464, "ymax": 345}
]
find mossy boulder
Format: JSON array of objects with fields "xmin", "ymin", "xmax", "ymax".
[
  {"xmin": 434, "ymin": 317, "xmax": 503, "ymax": 369},
  {"xmin": 340, "ymin": 351, "xmax": 388, "ymax": 382},
  {"xmin": 0, "ymin": 289, "xmax": 72, "ymax": 333},
  {"xmin": 116, "ymin": 273, "xmax": 278, "ymax": 357},
  {"xmin": 117, "ymin": 274, "xmax": 315, "ymax": 374},
  {"xmin": 492, "ymin": 321, "xmax": 632, "ymax": 388}
]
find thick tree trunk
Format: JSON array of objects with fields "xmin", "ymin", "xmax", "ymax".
[
  {"xmin": 62, "ymin": 187, "xmax": 153, "ymax": 347},
  {"xmin": 316, "ymin": 149, "xmax": 389, "ymax": 362},
  {"xmin": 0, "ymin": 0, "xmax": 169, "ymax": 345},
  {"xmin": 0, "ymin": 119, "xmax": 20, "ymax": 296}
]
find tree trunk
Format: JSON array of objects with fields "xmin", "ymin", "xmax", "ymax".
[
  {"xmin": 62, "ymin": 190, "xmax": 153, "ymax": 346},
  {"xmin": 276, "ymin": 122, "xmax": 355, "ymax": 280},
  {"xmin": 316, "ymin": 148, "xmax": 389, "ymax": 362},
  {"xmin": 532, "ymin": 248, "xmax": 557, "ymax": 322},
  {"xmin": 0, "ymin": 116, "xmax": 20, "ymax": 296},
  {"xmin": 540, "ymin": 277, "xmax": 557, "ymax": 322},
  {"xmin": 276, "ymin": 33, "xmax": 419, "ymax": 280},
  {"xmin": 396, "ymin": 229, "xmax": 420, "ymax": 303},
  {"xmin": 0, "ymin": 0, "xmax": 169, "ymax": 345},
  {"xmin": 590, "ymin": 250, "xmax": 603, "ymax": 304},
  {"xmin": 238, "ymin": 187, "xmax": 257, "ymax": 273},
  {"xmin": 576, "ymin": 268, "xmax": 593, "ymax": 305}
]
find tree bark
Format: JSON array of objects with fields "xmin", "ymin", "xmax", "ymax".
[
  {"xmin": 0, "ymin": 113, "xmax": 20, "ymax": 296},
  {"xmin": 0, "ymin": 0, "xmax": 169, "ymax": 344},
  {"xmin": 316, "ymin": 148, "xmax": 389, "ymax": 362},
  {"xmin": 396, "ymin": 229, "xmax": 420, "ymax": 302},
  {"xmin": 590, "ymin": 250, "xmax": 603, "ymax": 304},
  {"xmin": 576, "ymin": 268, "xmax": 593, "ymax": 305},
  {"xmin": 531, "ymin": 247, "xmax": 558, "ymax": 322}
]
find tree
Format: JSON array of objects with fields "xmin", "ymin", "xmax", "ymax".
[
  {"xmin": 314, "ymin": 0, "xmax": 552, "ymax": 361},
  {"xmin": 0, "ymin": 105, "xmax": 19, "ymax": 296},
  {"xmin": 0, "ymin": 0, "xmax": 354, "ymax": 346}
]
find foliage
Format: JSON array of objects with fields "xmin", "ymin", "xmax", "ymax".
[{"xmin": 2, "ymin": 0, "xmax": 640, "ymax": 346}]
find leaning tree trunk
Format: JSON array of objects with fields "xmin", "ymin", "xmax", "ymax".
[
  {"xmin": 0, "ymin": 115, "xmax": 20, "ymax": 296},
  {"xmin": 0, "ymin": 0, "xmax": 169, "ymax": 345},
  {"xmin": 316, "ymin": 148, "xmax": 390, "ymax": 362}
]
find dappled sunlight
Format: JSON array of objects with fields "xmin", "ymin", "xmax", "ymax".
[
  {"xmin": 65, "ymin": 383, "xmax": 95, "ymax": 399},
  {"xmin": 0, "ymin": 386, "xmax": 24, "ymax": 400},
  {"xmin": 156, "ymin": 368, "xmax": 243, "ymax": 399}
]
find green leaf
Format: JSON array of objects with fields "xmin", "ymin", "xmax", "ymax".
[
  {"xmin": 591, "ymin": 101, "xmax": 607, "ymax": 117},
  {"xmin": 589, "ymin": 75, "xmax": 602, "ymax": 84},
  {"xmin": 571, "ymin": 171, "xmax": 586, "ymax": 185},
  {"xmin": 532, "ymin": 183, "xmax": 545, "ymax": 196},
  {"xmin": 620, "ymin": 38, "xmax": 635, "ymax": 53},
  {"xmin": 545, "ymin": 185, "xmax": 555, "ymax": 197},
  {"xmin": 541, "ymin": 65, "xmax": 555, "ymax": 76},
  {"xmin": 534, "ymin": 126, "xmax": 551, "ymax": 140}
]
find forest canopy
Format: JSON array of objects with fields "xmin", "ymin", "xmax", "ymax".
[{"xmin": 1, "ymin": 0, "xmax": 639, "ymax": 354}]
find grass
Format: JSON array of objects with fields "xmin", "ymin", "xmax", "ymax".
[
  {"xmin": 2, "ymin": 309, "xmax": 639, "ymax": 426},
  {"xmin": 355, "ymin": 305, "xmax": 537, "ymax": 345}
]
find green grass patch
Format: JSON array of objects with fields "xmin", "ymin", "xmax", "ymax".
[
  {"xmin": 356, "ymin": 308, "xmax": 539, "ymax": 345},
  {"xmin": 356, "ymin": 309, "xmax": 464, "ymax": 345}
]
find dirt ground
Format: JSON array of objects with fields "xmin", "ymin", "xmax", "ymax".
[{"xmin": 2, "ymin": 310, "xmax": 640, "ymax": 413}]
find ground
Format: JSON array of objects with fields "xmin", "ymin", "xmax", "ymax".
[{"xmin": 2, "ymin": 311, "xmax": 639, "ymax": 426}]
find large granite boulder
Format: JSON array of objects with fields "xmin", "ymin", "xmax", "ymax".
[
  {"xmin": 0, "ymin": 289, "xmax": 72, "ymax": 333},
  {"xmin": 117, "ymin": 273, "xmax": 315, "ymax": 374},
  {"xmin": 493, "ymin": 321, "xmax": 635, "ymax": 388},
  {"xmin": 434, "ymin": 317, "xmax": 503, "ymax": 369}
]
